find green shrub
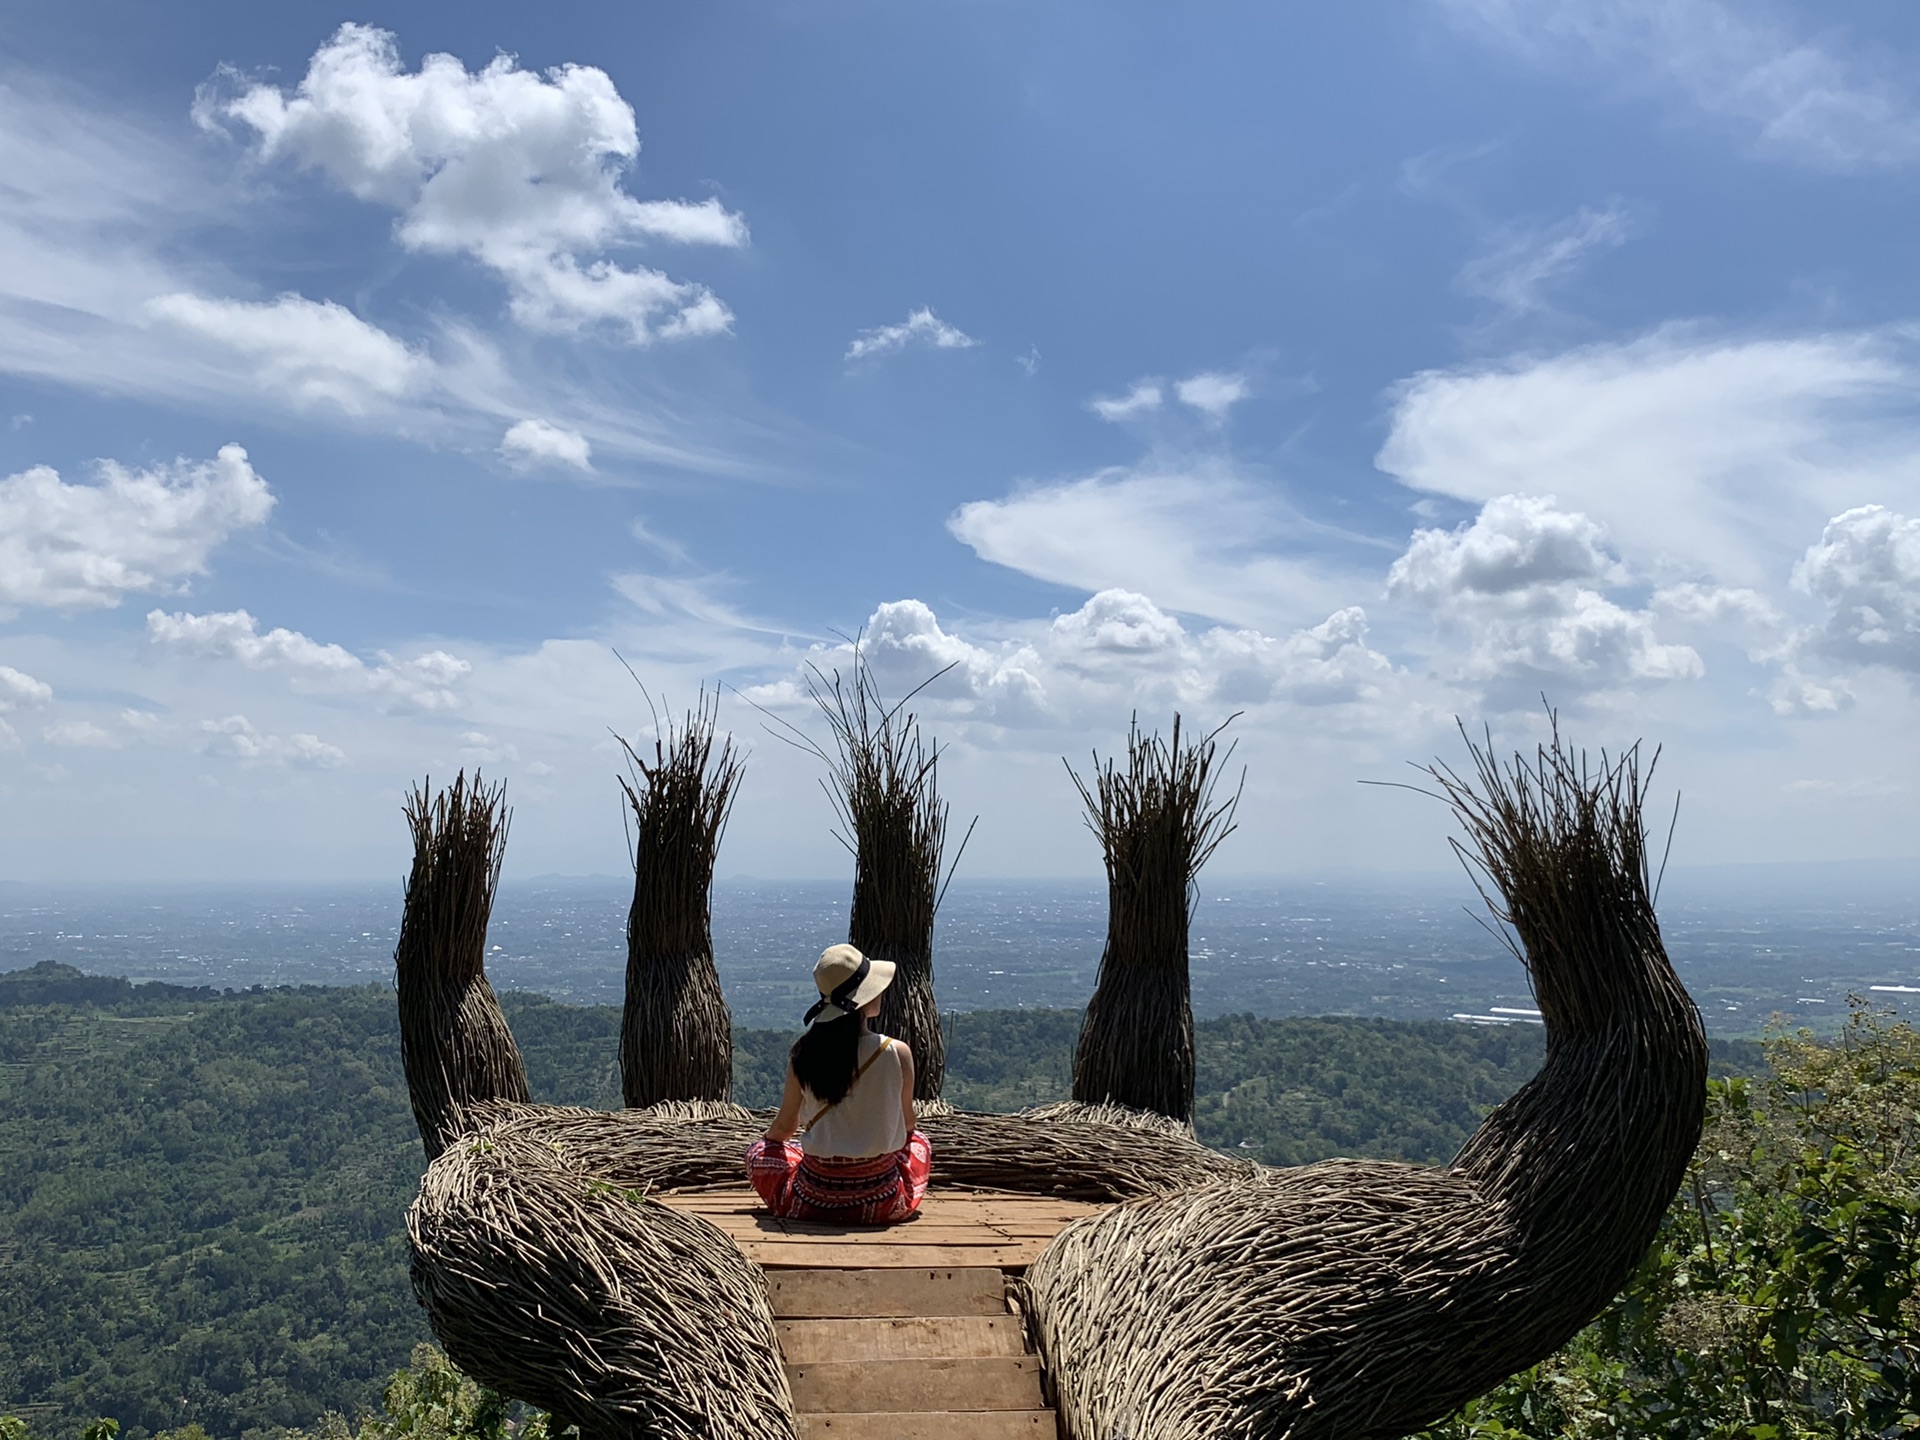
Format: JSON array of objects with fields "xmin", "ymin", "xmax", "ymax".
[{"xmin": 1422, "ymin": 996, "xmax": 1920, "ymax": 1439}]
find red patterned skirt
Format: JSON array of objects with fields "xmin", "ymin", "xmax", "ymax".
[{"xmin": 744, "ymin": 1131, "xmax": 932, "ymax": 1225}]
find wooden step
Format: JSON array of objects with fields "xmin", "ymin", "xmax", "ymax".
[
  {"xmin": 777, "ymin": 1316, "xmax": 1026, "ymax": 1362},
  {"xmin": 794, "ymin": 1413, "xmax": 1056, "ymax": 1438},
  {"xmin": 767, "ymin": 1267, "xmax": 1009, "ymax": 1318},
  {"xmin": 750, "ymin": 1241, "xmax": 1043, "ymax": 1269},
  {"xmin": 668, "ymin": 1192, "xmax": 1100, "ymax": 1226},
  {"xmin": 697, "ymin": 1216, "xmax": 1071, "ymax": 1242},
  {"xmin": 788, "ymin": 1357, "xmax": 1045, "ymax": 1413}
]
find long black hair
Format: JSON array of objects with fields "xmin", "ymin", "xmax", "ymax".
[{"xmin": 790, "ymin": 1011, "xmax": 864, "ymax": 1104}]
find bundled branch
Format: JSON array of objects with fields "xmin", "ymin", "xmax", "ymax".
[
  {"xmin": 1025, "ymin": 719, "xmax": 1708, "ymax": 1440},
  {"xmin": 793, "ymin": 655, "xmax": 966, "ymax": 1100},
  {"xmin": 441, "ymin": 1097, "xmax": 1247, "ymax": 1203},
  {"xmin": 410, "ymin": 1121, "xmax": 794, "ymax": 1440},
  {"xmin": 1433, "ymin": 723, "xmax": 1708, "ymax": 1243},
  {"xmin": 617, "ymin": 689, "xmax": 743, "ymax": 1106},
  {"xmin": 1422, "ymin": 720, "xmax": 1681, "ymax": 1046},
  {"xmin": 395, "ymin": 772, "xmax": 528, "ymax": 1160},
  {"xmin": 1068, "ymin": 714, "xmax": 1241, "ymax": 1122}
]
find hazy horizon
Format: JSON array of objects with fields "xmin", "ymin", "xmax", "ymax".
[{"xmin": 7, "ymin": 867, "xmax": 1916, "ymax": 1037}]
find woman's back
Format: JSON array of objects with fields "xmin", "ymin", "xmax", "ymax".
[{"xmin": 801, "ymin": 1032, "xmax": 908, "ymax": 1158}]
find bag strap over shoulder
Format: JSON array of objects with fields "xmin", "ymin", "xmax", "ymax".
[{"xmin": 800, "ymin": 1036, "xmax": 892, "ymax": 1134}]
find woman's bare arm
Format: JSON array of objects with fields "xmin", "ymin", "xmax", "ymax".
[
  {"xmin": 762, "ymin": 1064, "xmax": 805, "ymax": 1142},
  {"xmin": 898, "ymin": 1041, "xmax": 916, "ymax": 1134}
]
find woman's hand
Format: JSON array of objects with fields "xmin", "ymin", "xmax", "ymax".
[{"xmin": 762, "ymin": 1065, "xmax": 804, "ymax": 1142}]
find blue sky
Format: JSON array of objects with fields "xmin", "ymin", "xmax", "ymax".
[{"xmin": 5, "ymin": 1, "xmax": 1920, "ymax": 882}]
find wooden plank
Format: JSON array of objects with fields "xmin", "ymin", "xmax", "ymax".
[
  {"xmin": 795, "ymin": 1413, "xmax": 1056, "ymax": 1439},
  {"xmin": 661, "ymin": 1190, "xmax": 1100, "ymax": 1222},
  {"xmin": 742, "ymin": 1241, "xmax": 1042, "ymax": 1269},
  {"xmin": 670, "ymin": 1221, "xmax": 1086, "ymax": 1245},
  {"xmin": 766, "ymin": 1267, "xmax": 1008, "ymax": 1319},
  {"xmin": 776, "ymin": 1316, "xmax": 1026, "ymax": 1362},
  {"xmin": 660, "ymin": 1190, "xmax": 1090, "ymax": 1213},
  {"xmin": 672, "ymin": 1190, "xmax": 1096, "ymax": 1209},
  {"xmin": 788, "ymin": 1357, "xmax": 1045, "ymax": 1414},
  {"xmin": 698, "ymin": 1220, "xmax": 1041, "ymax": 1245}
]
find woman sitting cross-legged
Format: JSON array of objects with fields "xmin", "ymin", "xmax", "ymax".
[{"xmin": 744, "ymin": 943, "xmax": 932, "ymax": 1224}]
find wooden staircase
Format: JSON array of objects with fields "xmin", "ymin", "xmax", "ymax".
[
  {"xmin": 771, "ymin": 1267, "xmax": 1052, "ymax": 1437},
  {"xmin": 661, "ymin": 1190, "xmax": 1100, "ymax": 1438}
]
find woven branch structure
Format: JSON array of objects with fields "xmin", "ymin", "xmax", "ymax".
[
  {"xmin": 405, "ymin": 1095, "xmax": 1249, "ymax": 1437},
  {"xmin": 395, "ymin": 773, "xmax": 528, "ymax": 1160},
  {"xmin": 1069, "ymin": 714, "xmax": 1240, "ymax": 1122},
  {"xmin": 805, "ymin": 658, "xmax": 955, "ymax": 1100},
  {"xmin": 398, "ymin": 723, "xmax": 1706, "ymax": 1440},
  {"xmin": 1023, "ymin": 725, "xmax": 1709, "ymax": 1439},
  {"xmin": 617, "ymin": 692, "xmax": 743, "ymax": 1107},
  {"xmin": 396, "ymin": 774, "xmax": 1245, "ymax": 1437},
  {"xmin": 409, "ymin": 1109, "xmax": 793, "ymax": 1440}
]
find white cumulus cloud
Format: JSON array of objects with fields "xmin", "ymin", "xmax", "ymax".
[
  {"xmin": 749, "ymin": 590, "xmax": 1397, "ymax": 731},
  {"xmin": 0, "ymin": 665, "xmax": 53, "ymax": 712},
  {"xmin": 0, "ymin": 444, "xmax": 273, "ymax": 612},
  {"xmin": 500, "ymin": 419, "xmax": 593, "ymax": 472},
  {"xmin": 203, "ymin": 23, "xmax": 745, "ymax": 344},
  {"xmin": 1174, "ymin": 371, "xmax": 1250, "ymax": 420},
  {"xmin": 1390, "ymin": 494, "xmax": 1700, "ymax": 701},
  {"xmin": 199, "ymin": 714, "xmax": 348, "ymax": 768},
  {"xmin": 1090, "ymin": 372, "xmax": 1250, "ymax": 423},
  {"xmin": 145, "ymin": 292, "xmax": 429, "ymax": 413},
  {"xmin": 1768, "ymin": 665, "xmax": 1853, "ymax": 717},
  {"xmin": 1652, "ymin": 582, "xmax": 1782, "ymax": 631},
  {"xmin": 1794, "ymin": 504, "xmax": 1920, "ymax": 674},
  {"xmin": 1390, "ymin": 493, "xmax": 1622, "ymax": 598},
  {"xmin": 845, "ymin": 307, "xmax": 978, "ymax": 362},
  {"xmin": 147, "ymin": 608, "xmax": 470, "ymax": 710},
  {"xmin": 43, "ymin": 719, "xmax": 119, "ymax": 749}
]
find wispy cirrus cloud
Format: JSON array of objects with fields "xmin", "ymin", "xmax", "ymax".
[
  {"xmin": 1088, "ymin": 380, "xmax": 1165, "ymax": 422},
  {"xmin": 1437, "ymin": 0, "xmax": 1920, "ymax": 172},
  {"xmin": 949, "ymin": 458, "xmax": 1351, "ymax": 631},
  {"xmin": 1377, "ymin": 327, "xmax": 1920, "ymax": 588},
  {"xmin": 1455, "ymin": 202, "xmax": 1635, "ymax": 314},
  {"xmin": 145, "ymin": 292, "xmax": 431, "ymax": 414}
]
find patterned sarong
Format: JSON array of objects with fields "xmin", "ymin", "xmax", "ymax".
[{"xmin": 744, "ymin": 1131, "xmax": 932, "ymax": 1225}]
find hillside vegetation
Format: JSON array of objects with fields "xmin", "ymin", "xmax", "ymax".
[{"xmin": 1, "ymin": 963, "xmax": 1776, "ymax": 1440}]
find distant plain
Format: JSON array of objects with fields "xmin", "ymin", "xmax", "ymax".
[{"xmin": 3, "ymin": 864, "xmax": 1917, "ymax": 1034}]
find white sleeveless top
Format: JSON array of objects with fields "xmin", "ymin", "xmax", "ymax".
[{"xmin": 801, "ymin": 1032, "xmax": 909, "ymax": 1158}]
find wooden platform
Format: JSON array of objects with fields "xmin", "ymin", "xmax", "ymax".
[
  {"xmin": 660, "ymin": 1188, "xmax": 1103, "ymax": 1269},
  {"xmin": 658, "ymin": 1188, "xmax": 1102, "ymax": 1438}
]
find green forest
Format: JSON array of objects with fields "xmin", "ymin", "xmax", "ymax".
[{"xmin": 3, "ymin": 961, "xmax": 1910, "ymax": 1440}]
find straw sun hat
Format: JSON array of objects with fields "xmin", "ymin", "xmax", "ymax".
[{"xmin": 803, "ymin": 943, "xmax": 896, "ymax": 1027}]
